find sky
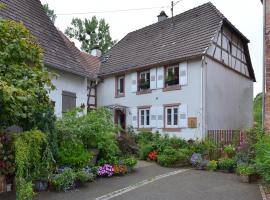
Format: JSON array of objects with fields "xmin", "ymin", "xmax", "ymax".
[{"xmin": 41, "ymin": 0, "xmax": 263, "ymax": 96}]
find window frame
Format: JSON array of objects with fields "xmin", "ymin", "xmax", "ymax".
[
  {"xmin": 165, "ymin": 106, "xmax": 179, "ymax": 128},
  {"xmin": 165, "ymin": 64, "xmax": 179, "ymax": 87},
  {"xmin": 115, "ymin": 75, "xmax": 125, "ymax": 97},
  {"xmin": 138, "ymin": 70, "xmax": 150, "ymax": 91},
  {"xmin": 139, "ymin": 108, "xmax": 151, "ymax": 128}
]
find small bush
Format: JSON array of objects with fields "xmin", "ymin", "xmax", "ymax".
[
  {"xmin": 76, "ymin": 169, "xmax": 94, "ymax": 183},
  {"xmin": 218, "ymin": 158, "xmax": 236, "ymax": 171},
  {"xmin": 157, "ymin": 147, "xmax": 190, "ymax": 167},
  {"xmin": 51, "ymin": 168, "xmax": 76, "ymax": 191},
  {"xmin": 139, "ymin": 143, "xmax": 154, "ymax": 160},
  {"xmin": 207, "ymin": 160, "xmax": 218, "ymax": 171},
  {"xmin": 223, "ymin": 144, "xmax": 236, "ymax": 158},
  {"xmin": 122, "ymin": 156, "xmax": 137, "ymax": 168},
  {"xmin": 237, "ymin": 164, "xmax": 256, "ymax": 176},
  {"xmin": 255, "ymin": 135, "xmax": 270, "ymax": 183},
  {"xmin": 58, "ymin": 140, "xmax": 92, "ymax": 168}
]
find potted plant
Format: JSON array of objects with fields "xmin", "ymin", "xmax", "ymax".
[
  {"xmin": 218, "ymin": 158, "xmax": 236, "ymax": 173},
  {"xmin": 165, "ymin": 74, "xmax": 178, "ymax": 85},
  {"xmin": 207, "ymin": 160, "xmax": 218, "ymax": 171},
  {"xmin": 223, "ymin": 144, "xmax": 236, "ymax": 158},
  {"xmin": 237, "ymin": 164, "xmax": 256, "ymax": 183},
  {"xmin": 139, "ymin": 79, "xmax": 150, "ymax": 90},
  {"xmin": 122, "ymin": 157, "xmax": 137, "ymax": 172}
]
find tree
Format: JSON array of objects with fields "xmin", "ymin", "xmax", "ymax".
[
  {"xmin": 254, "ymin": 93, "xmax": 262, "ymax": 127},
  {"xmin": 0, "ymin": 19, "xmax": 54, "ymax": 130},
  {"xmin": 42, "ymin": 3, "xmax": 57, "ymax": 24},
  {"xmin": 65, "ymin": 16, "xmax": 116, "ymax": 54}
]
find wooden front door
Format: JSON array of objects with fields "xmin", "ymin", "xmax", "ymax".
[{"xmin": 115, "ymin": 110, "xmax": 126, "ymax": 132}]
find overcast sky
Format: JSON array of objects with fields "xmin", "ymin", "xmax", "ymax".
[{"xmin": 41, "ymin": 0, "xmax": 263, "ymax": 96}]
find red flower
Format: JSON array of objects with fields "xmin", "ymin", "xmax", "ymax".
[{"xmin": 148, "ymin": 151, "xmax": 157, "ymax": 161}]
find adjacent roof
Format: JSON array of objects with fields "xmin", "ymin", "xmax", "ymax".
[
  {"xmin": 100, "ymin": 2, "xmax": 255, "ymax": 81},
  {"xmin": 0, "ymin": 0, "xmax": 95, "ymax": 79},
  {"xmin": 59, "ymin": 31, "xmax": 100, "ymax": 79}
]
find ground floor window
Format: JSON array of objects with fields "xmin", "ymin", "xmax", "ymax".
[
  {"xmin": 165, "ymin": 106, "xmax": 178, "ymax": 128},
  {"xmin": 139, "ymin": 108, "xmax": 150, "ymax": 127},
  {"xmin": 62, "ymin": 91, "xmax": 76, "ymax": 113}
]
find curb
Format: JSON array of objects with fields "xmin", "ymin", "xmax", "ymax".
[{"xmin": 259, "ymin": 184, "xmax": 268, "ymax": 200}]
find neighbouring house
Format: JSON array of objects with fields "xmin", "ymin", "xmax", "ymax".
[
  {"xmin": 0, "ymin": 0, "xmax": 100, "ymax": 116},
  {"xmin": 97, "ymin": 2, "xmax": 256, "ymax": 140}
]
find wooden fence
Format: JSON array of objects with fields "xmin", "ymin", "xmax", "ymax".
[{"xmin": 207, "ymin": 130, "xmax": 242, "ymax": 145}]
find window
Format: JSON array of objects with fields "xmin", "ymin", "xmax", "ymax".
[
  {"xmin": 138, "ymin": 71, "xmax": 150, "ymax": 91},
  {"xmin": 139, "ymin": 108, "xmax": 150, "ymax": 127},
  {"xmin": 165, "ymin": 65, "xmax": 179, "ymax": 86},
  {"xmin": 165, "ymin": 106, "xmax": 178, "ymax": 128},
  {"xmin": 62, "ymin": 91, "xmax": 76, "ymax": 113},
  {"xmin": 116, "ymin": 76, "xmax": 125, "ymax": 96}
]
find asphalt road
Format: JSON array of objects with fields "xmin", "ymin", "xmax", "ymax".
[{"xmin": 0, "ymin": 162, "xmax": 262, "ymax": 200}]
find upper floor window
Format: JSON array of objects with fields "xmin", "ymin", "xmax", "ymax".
[
  {"xmin": 116, "ymin": 76, "xmax": 125, "ymax": 96},
  {"xmin": 138, "ymin": 70, "xmax": 150, "ymax": 91},
  {"xmin": 165, "ymin": 65, "xmax": 179, "ymax": 87},
  {"xmin": 165, "ymin": 106, "xmax": 178, "ymax": 128},
  {"xmin": 139, "ymin": 108, "xmax": 150, "ymax": 128}
]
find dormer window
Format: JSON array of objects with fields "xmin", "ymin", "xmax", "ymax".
[
  {"xmin": 165, "ymin": 65, "xmax": 179, "ymax": 86},
  {"xmin": 138, "ymin": 70, "xmax": 150, "ymax": 91}
]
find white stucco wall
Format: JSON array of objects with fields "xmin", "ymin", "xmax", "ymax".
[
  {"xmin": 204, "ymin": 57, "xmax": 253, "ymax": 131},
  {"xmin": 48, "ymin": 68, "xmax": 88, "ymax": 117},
  {"xmin": 97, "ymin": 59, "xmax": 203, "ymax": 140}
]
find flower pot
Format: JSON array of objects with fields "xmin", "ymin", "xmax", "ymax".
[
  {"xmin": 0, "ymin": 175, "xmax": 6, "ymax": 193},
  {"xmin": 34, "ymin": 181, "xmax": 48, "ymax": 192}
]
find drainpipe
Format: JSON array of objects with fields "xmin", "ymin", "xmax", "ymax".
[
  {"xmin": 262, "ymin": 0, "xmax": 266, "ymax": 130},
  {"xmin": 201, "ymin": 56, "xmax": 206, "ymax": 140}
]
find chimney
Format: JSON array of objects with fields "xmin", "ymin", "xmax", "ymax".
[
  {"xmin": 90, "ymin": 46, "xmax": 102, "ymax": 57},
  {"xmin": 157, "ymin": 11, "xmax": 168, "ymax": 22}
]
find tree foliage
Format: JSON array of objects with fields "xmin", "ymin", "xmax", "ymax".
[
  {"xmin": 253, "ymin": 93, "xmax": 262, "ymax": 127},
  {"xmin": 0, "ymin": 19, "xmax": 54, "ymax": 130},
  {"xmin": 65, "ymin": 16, "xmax": 116, "ymax": 54},
  {"xmin": 42, "ymin": 3, "xmax": 57, "ymax": 24}
]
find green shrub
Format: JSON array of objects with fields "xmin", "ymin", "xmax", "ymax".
[
  {"xmin": 207, "ymin": 160, "xmax": 218, "ymax": 171},
  {"xmin": 237, "ymin": 164, "xmax": 256, "ymax": 176},
  {"xmin": 58, "ymin": 140, "xmax": 92, "ymax": 168},
  {"xmin": 122, "ymin": 156, "xmax": 137, "ymax": 168},
  {"xmin": 136, "ymin": 132, "xmax": 155, "ymax": 144},
  {"xmin": 75, "ymin": 170, "xmax": 94, "ymax": 183},
  {"xmin": 51, "ymin": 168, "xmax": 76, "ymax": 191},
  {"xmin": 139, "ymin": 143, "xmax": 154, "ymax": 160},
  {"xmin": 218, "ymin": 158, "xmax": 236, "ymax": 171},
  {"xmin": 223, "ymin": 144, "xmax": 236, "ymax": 158},
  {"xmin": 255, "ymin": 135, "xmax": 270, "ymax": 183},
  {"xmin": 157, "ymin": 147, "xmax": 190, "ymax": 167}
]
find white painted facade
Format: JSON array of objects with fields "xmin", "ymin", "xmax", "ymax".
[
  {"xmin": 47, "ymin": 68, "xmax": 88, "ymax": 117},
  {"xmin": 97, "ymin": 55, "xmax": 254, "ymax": 140}
]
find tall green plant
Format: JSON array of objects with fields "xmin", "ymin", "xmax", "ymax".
[{"xmin": 0, "ymin": 19, "xmax": 54, "ymax": 130}]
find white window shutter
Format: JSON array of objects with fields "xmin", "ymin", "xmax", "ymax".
[
  {"xmin": 131, "ymin": 72, "xmax": 137, "ymax": 93},
  {"xmin": 156, "ymin": 67, "xmax": 164, "ymax": 89},
  {"xmin": 150, "ymin": 107, "xmax": 157, "ymax": 128},
  {"xmin": 131, "ymin": 107, "xmax": 138, "ymax": 128},
  {"xmin": 179, "ymin": 62, "xmax": 188, "ymax": 86},
  {"xmin": 156, "ymin": 106, "xmax": 164, "ymax": 129},
  {"xmin": 179, "ymin": 104, "xmax": 188, "ymax": 128},
  {"xmin": 150, "ymin": 68, "xmax": 156, "ymax": 90}
]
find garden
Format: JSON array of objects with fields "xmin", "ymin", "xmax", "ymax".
[
  {"xmin": 0, "ymin": 18, "xmax": 137, "ymax": 199},
  {"xmin": 135, "ymin": 127, "xmax": 270, "ymax": 192}
]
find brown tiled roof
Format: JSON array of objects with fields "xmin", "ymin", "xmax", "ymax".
[
  {"xmin": 59, "ymin": 31, "xmax": 100, "ymax": 79},
  {"xmin": 0, "ymin": 0, "xmax": 94, "ymax": 78},
  {"xmin": 100, "ymin": 2, "xmax": 255, "ymax": 81}
]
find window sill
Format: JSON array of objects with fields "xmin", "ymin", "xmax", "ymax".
[
  {"xmin": 115, "ymin": 94, "xmax": 125, "ymax": 98},
  {"xmin": 163, "ymin": 85, "xmax": 181, "ymax": 92},
  {"xmin": 136, "ymin": 89, "xmax": 152, "ymax": 95},
  {"xmin": 162, "ymin": 128, "xmax": 181, "ymax": 132},
  {"xmin": 138, "ymin": 128, "xmax": 152, "ymax": 131}
]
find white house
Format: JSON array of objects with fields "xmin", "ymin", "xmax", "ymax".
[
  {"xmin": 97, "ymin": 3, "xmax": 255, "ymax": 140},
  {"xmin": 0, "ymin": 0, "xmax": 99, "ymax": 116}
]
